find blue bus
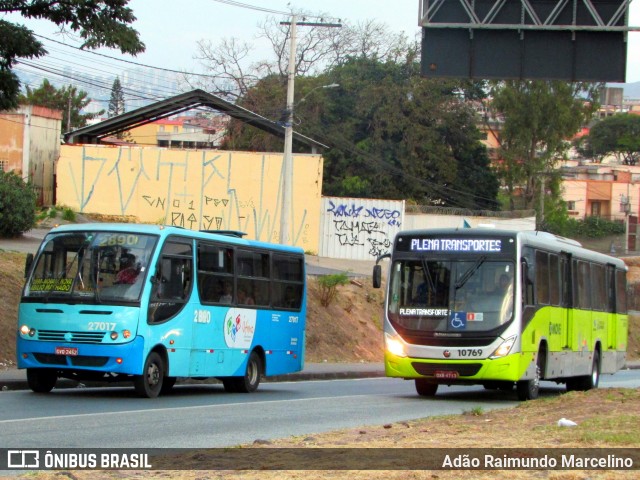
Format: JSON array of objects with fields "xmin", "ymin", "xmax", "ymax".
[{"xmin": 17, "ymin": 224, "xmax": 307, "ymax": 397}]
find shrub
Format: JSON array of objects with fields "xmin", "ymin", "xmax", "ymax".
[
  {"xmin": 317, "ymin": 273, "xmax": 350, "ymax": 307},
  {"xmin": 0, "ymin": 171, "xmax": 36, "ymax": 237},
  {"xmin": 62, "ymin": 207, "xmax": 76, "ymax": 222}
]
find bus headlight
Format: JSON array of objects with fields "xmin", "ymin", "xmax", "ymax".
[
  {"xmin": 490, "ymin": 336, "xmax": 516, "ymax": 359},
  {"xmin": 385, "ymin": 333, "xmax": 407, "ymax": 358},
  {"xmin": 20, "ymin": 325, "xmax": 36, "ymax": 337}
]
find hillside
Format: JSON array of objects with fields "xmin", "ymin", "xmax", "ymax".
[{"xmin": 0, "ymin": 251, "xmax": 637, "ymax": 369}]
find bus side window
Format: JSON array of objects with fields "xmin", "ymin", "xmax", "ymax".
[
  {"xmin": 148, "ymin": 239, "xmax": 193, "ymax": 324},
  {"xmin": 521, "ymin": 258, "xmax": 534, "ymax": 306}
]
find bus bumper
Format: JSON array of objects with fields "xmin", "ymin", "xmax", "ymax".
[
  {"xmin": 16, "ymin": 336, "xmax": 145, "ymax": 375},
  {"xmin": 385, "ymin": 351, "xmax": 530, "ymax": 383}
]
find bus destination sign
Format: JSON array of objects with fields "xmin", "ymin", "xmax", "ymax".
[{"xmin": 409, "ymin": 238, "xmax": 502, "ymax": 253}]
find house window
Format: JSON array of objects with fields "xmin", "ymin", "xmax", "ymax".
[
  {"xmin": 567, "ymin": 201, "xmax": 576, "ymax": 211},
  {"xmin": 173, "ymin": 126, "xmax": 179, "ymax": 133},
  {"xmin": 0, "ymin": 159, "xmax": 7, "ymax": 172},
  {"xmin": 159, "ymin": 125, "xmax": 165, "ymax": 132},
  {"xmin": 591, "ymin": 201, "xmax": 601, "ymax": 217}
]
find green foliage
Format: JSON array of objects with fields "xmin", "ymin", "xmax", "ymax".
[
  {"xmin": 226, "ymin": 58, "xmax": 499, "ymax": 209},
  {"xmin": 108, "ymin": 77, "xmax": 126, "ymax": 118},
  {"xmin": 19, "ymin": 79, "xmax": 103, "ymax": 130},
  {"xmin": 0, "ymin": 171, "xmax": 36, "ymax": 237},
  {"xmin": 1, "ymin": 1, "xmax": 144, "ymax": 110},
  {"xmin": 544, "ymin": 214, "xmax": 624, "ymax": 238},
  {"xmin": 587, "ymin": 114, "xmax": 640, "ymax": 165},
  {"xmin": 489, "ymin": 80, "xmax": 600, "ymax": 212},
  {"xmin": 317, "ymin": 273, "xmax": 350, "ymax": 307},
  {"xmin": 61, "ymin": 208, "xmax": 76, "ymax": 222}
]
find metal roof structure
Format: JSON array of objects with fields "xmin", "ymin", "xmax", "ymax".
[{"xmin": 64, "ymin": 89, "xmax": 328, "ymax": 152}]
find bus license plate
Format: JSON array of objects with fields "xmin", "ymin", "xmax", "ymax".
[
  {"xmin": 55, "ymin": 347, "xmax": 78, "ymax": 356},
  {"xmin": 435, "ymin": 371, "xmax": 458, "ymax": 380}
]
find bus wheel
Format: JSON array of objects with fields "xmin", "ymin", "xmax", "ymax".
[
  {"xmin": 160, "ymin": 376, "xmax": 177, "ymax": 394},
  {"xmin": 134, "ymin": 352, "xmax": 165, "ymax": 398},
  {"xmin": 223, "ymin": 351, "xmax": 263, "ymax": 393},
  {"xmin": 567, "ymin": 350, "xmax": 600, "ymax": 392},
  {"xmin": 27, "ymin": 368, "xmax": 57, "ymax": 393},
  {"xmin": 516, "ymin": 360, "xmax": 541, "ymax": 401},
  {"xmin": 415, "ymin": 379, "xmax": 438, "ymax": 397}
]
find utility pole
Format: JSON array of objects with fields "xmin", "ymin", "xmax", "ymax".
[
  {"xmin": 278, "ymin": 15, "xmax": 341, "ymax": 245},
  {"xmin": 279, "ymin": 14, "xmax": 297, "ymax": 246}
]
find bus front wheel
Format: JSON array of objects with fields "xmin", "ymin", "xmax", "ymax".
[
  {"xmin": 134, "ymin": 352, "xmax": 165, "ymax": 398},
  {"xmin": 27, "ymin": 368, "xmax": 57, "ymax": 393},
  {"xmin": 223, "ymin": 351, "xmax": 263, "ymax": 393},
  {"xmin": 516, "ymin": 359, "xmax": 541, "ymax": 401},
  {"xmin": 415, "ymin": 379, "xmax": 438, "ymax": 397}
]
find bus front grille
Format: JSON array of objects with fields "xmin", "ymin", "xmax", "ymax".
[
  {"xmin": 412, "ymin": 362, "xmax": 482, "ymax": 377},
  {"xmin": 33, "ymin": 353, "xmax": 67, "ymax": 365},
  {"xmin": 70, "ymin": 356, "xmax": 109, "ymax": 367},
  {"xmin": 33, "ymin": 353, "xmax": 109, "ymax": 367},
  {"xmin": 37, "ymin": 330, "xmax": 106, "ymax": 343}
]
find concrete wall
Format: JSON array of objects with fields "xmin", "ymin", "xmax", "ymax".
[
  {"xmin": 319, "ymin": 197, "xmax": 404, "ymax": 260},
  {"xmin": 403, "ymin": 213, "xmax": 537, "ymax": 231},
  {"xmin": 57, "ymin": 145, "xmax": 323, "ymax": 252}
]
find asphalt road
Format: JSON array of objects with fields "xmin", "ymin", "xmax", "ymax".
[{"xmin": 1, "ymin": 371, "xmax": 639, "ymax": 449}]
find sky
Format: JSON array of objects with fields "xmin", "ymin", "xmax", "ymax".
[{"xmin": 5, "ymin": 0, "xmax": 640, "ymax": 98}]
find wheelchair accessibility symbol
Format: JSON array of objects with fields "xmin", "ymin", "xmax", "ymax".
[{"xmin": 450, "ymin": 312, "xmax": 467, "ymax": 329}]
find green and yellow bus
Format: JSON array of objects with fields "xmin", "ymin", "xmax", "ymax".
[{"xmin": 373, "ymin": 228, "xmax": 628, "ymax": 400}]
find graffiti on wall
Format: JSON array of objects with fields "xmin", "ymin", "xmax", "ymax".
[
  {"xmin": 324, "ymin": 199, "xmax": 403, "ymax": 259},
  {"xmin": 59, "ymin": 146, "xmax": 322, "ymax": 249}
]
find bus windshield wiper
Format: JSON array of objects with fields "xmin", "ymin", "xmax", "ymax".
[
  {"xmin": 421, "ymin": 257, "xmax": 436, "ymax": 293},
  {"xmin": 455, "ymin": 255, "xmax": 486, "ymax": 290}
]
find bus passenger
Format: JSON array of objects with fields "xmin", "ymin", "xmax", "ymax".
[{"xmin": 116, "ymin": 254, "xmax": 139, "ymax": 284}]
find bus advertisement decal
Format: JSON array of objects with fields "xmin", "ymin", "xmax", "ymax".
[{"xmin": 224, "ymin": 309, "xmax": 257, "ymax": 349}]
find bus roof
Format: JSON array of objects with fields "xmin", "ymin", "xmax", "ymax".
[{"xmin": 44, "ymin": 223, "xmax": 305, "ymax": 254}]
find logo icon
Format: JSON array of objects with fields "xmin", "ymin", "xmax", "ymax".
[{"xmin": 7, "ymin": 450, "xmax": 39, "ymax": 468}]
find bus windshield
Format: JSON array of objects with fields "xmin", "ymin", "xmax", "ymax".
[
  {"xmin": 23, "ymin": 231, "xmax": 158, "ymax": 304},
  {"xmin": 388, "ymin": 258, "xmax": 514, "ymax": 334}
]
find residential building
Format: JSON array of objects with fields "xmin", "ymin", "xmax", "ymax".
[
  {"xmin": 120, "ymin": 115, "xmax": 228, "ymax": 149},
  {"xmin": 0, "ymin": 105, "xmax": 61, "ymax": 205}
]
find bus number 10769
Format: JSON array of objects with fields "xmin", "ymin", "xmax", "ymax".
[{"xmin": 458, "ymin": 349, "xmax": 482, "ymax": 357}]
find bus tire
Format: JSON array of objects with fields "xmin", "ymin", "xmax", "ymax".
[
  {"xmin": 223, "ymin": 351, "xmax": 263, "ymax": 393},
  {"xmin": 415, "ymin": 379, "xmax": 438, "ymax": 397},
  {"xmin": 516, "ymin": 359, "xmax": 541, "ymax": 401},
  {"xmin": 567, "ymin": 350, "xmax": 600, "ymax": 392},
  {"xmin": 134, "ymin": 352, "xmax": 165, "ymax": 398},
  {"xmin": 27, "ymin": 368, "xmax": 57, "ymax": 393},
  {"xmin": 160, "ymin": 376, "xmax": 177, "ymax": 394}
]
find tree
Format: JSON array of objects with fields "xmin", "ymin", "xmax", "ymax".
[
  {"xmin": 225, "ymin": 57, "xmax": 499, "ymax": 209},
  {"xmin": 1, "ymin": 0, "xmax": 144, "ymax": 111},
  {"xmin": 108, "ymin": 77, "xmax": 126, "ymax": 117},
  {"xmin": 186, "ymin": 12, "xmax": 414, "ymax": 101},
  {"xmin": 488, "ymin": 81, "xmax": 600, "ymax": 215},
  {"xmin": 0, "ymin": 170, "xmax": 36, "ymax": 237},
  {"xmin": 587, "ymin": 114, "xmax": 640, "ymax": 165},
  {"xmin": 19, "ymin": 79, "xmax": 103, "ymax": 130}
]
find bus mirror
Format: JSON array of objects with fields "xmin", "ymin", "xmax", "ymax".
[
  {"xmin": 373, "ymin": 265, "xmax": 382, "ymax": 289},
  {"xmin": 24, "ymin": 253, "xmax": 33, "ymax": 278}
]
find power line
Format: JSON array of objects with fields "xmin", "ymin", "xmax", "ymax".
[{"xmin": 33, "ymin": 34, "xmax": 225, "ymax": 80}]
